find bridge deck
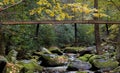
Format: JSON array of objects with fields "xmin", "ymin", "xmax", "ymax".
[{"xmin": 1, "ymin": 20, "xmax": 120, "ymax": 25}]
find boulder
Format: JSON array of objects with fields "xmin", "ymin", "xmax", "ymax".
[
  {"xmin": 18, "ymin": 59, "xmax": 43, "ymax": 73},
  {"xmin": 40, "ymin": 54, "xmax": 68, "ymax": 67},
  {"xmin": 67, "ymin": 60, "xmax": 92, "ymax": 71},
  {"xmin": 49, "ymin": 46, "xmax": 63, "ymax": 55},
  {"xmin": 78, "ymin": 54, "xmax": 94, "ymax": 62},
  {"xmin": 92, "ymin": 59, "xmax": 119, "ymax": 70},
  {"xmin": 44, "ymin": 66, "xmax": 68, "ymax": 73},
  {"xmin": 64, "ymin": 47, "xmax": 92, "ymax": 55},
  {"xmin": 6, "ymin": 49, "xmax": 18, "ymax": 63}
]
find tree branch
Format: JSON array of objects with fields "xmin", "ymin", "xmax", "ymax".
[
  {"xmin": 0, "ymin": 0, "xmax": 23, "ymax": 12},
  {"xmin": 110, "ymin": 0, "xmax": 120, "ymax": 11}
]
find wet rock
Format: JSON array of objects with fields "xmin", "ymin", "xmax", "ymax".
[
  {"xmin": 0, "ymin": 56, "xmax": 7, "ymax": 73},
  {"xmin": 65, "ymin": 71, "xmax": 77, "ymax": 73},
  {"xmin": 44, "ymin": 66, "xmax": 68, "ymax": 73},
  {"xmin": 87, "ymin": 46, "xmax": 96, "ymax": 54},
  {"xmin": 77, "ymin": 70, "xmax": 94, "ymax": 73},
  {"xmin": 40, "ymin": 54, "xmax": 68, "ymax": 67},
  {"xmin": 67, "ymin": 60, "xmax": 92, "ymax": 71},
  {"xmin": 49, "ymin": 46, "xmax": 63, "ymax": 55},
  {"xmin": 32, "ymin": 47, "xmax": 52, "ymax": 57},
  {"xmin": 40, "ymin": 47, "xmax": 52, "ymax": 54}
]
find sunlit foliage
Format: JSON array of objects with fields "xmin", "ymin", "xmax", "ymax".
[{"xmin": 30, "ymin": 0, "xmax": 109, "ymax": 20}]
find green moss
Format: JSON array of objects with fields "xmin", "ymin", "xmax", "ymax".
[
  {"xmin": 6, "ymin": 49, "xmax": 18, "ymax": 62},
  {"xmin": 77, "ymin": 71, "xmax": 87, "ymax": 73},
  {"xmin": 78, "ymin": 54, "xmax": 94, "ymax": 62},
  {"xmin": 89, "ymin": 55, "xmax": 103, "ymax": 63},
  {"xmin": 17, "ymin": 59, "xmax": 43, "ymax": 72},
  {"xmin": 49, "ymin": 46, "xmax": 63, "ymax": 55},
  {"xmin": 64, "ymin": 47, "xmax": 85, "ymax": 53},
  {"xmin": 83, "ymin": 54, "xmax": 93, "ymax": 58},
  {"xmin": 78, "ymin": 56, "xmax": 88, "ymax": 62},
  {"xmin": 93, "ymin": 59, "xmax": 119, "ymax": 68}
]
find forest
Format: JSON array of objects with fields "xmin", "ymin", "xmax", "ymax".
[{"xmin": 0, "ymin": 0, "xmax": 120, "ymax": 73}]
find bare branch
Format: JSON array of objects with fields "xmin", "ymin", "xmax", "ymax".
[{"xmin": 0, "ymin": 0, "xmax": 23, "ymax": 12}]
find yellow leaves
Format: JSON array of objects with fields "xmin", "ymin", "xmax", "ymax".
[
  {"xmin": 92, "ymin": 8, "xmax": 110, "ymax": 18},
  {"xmin": 93, "ymin": 13, "xmax": 109, "ymax": 18},
  {"xmin": 109, "ymin": 25, "xmax": 119, "ymax": 30},
  {"xmin": 0, "ymin": 2, "xmax": 3, "ymax": 5},
  {"xmin": 3, "ymin": 0, "xmax": 9, "ymax": 4},
  {"xmin": 30, "ymin": 7, "xmax": 44, "ymax": 15},
  {"xmin": 11, "ymin": 0, "xmax": 15, "ymax": 4},
  {"xmin": 3, "ymin": 0, "xmax": 15, "ymax": 5},
  {"xmin": 52, "ymin": 0, "xmax": 56, "ymax": 4},
  {"xmin": 37, "ymin": 7, "xmax": 44, "ymax": 14},
  {"xmin": 67, "ymin": 3, "xmax": 92, "ymax": 14},
  {"xmin": 82, "ymin": 6, "xmax": 91, "ymax": 14},
  {"xmin": 45, "ymin": 9, "xmax": 55, "ymax": 17},
  {"xmin": 31, "ymin": 0, "xmax": 109, "ymax": 20},
  {"xmin": 30, "ymin": 10, "xmax": 36, "ymax": 15},
  {"xmin": 37, "ymin": 0, "xmax": 48, "ymax": 5},
  {"xmin": 56, "ymin": 13, "xmax": 74, "ymax": 20}
]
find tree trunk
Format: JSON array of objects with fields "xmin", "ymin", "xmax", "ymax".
[
  {"xmin": 116, "ymin": 25, "xmax": 120, "ymax": 63},
  {"xmin": 94, "ymin": 0, "xmax": 102, "ymax": 55},
  {"xmin": 106, "ymin": 24, "xmax": 109, "ymax": 35},
  {"xmin": 74, "ymin": 23, "xmax": 78, "ymax": 46}
]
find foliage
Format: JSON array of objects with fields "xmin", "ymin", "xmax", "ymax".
[
  {"xmin": 77, "ymin": 24, "xmax": 94, "ymax": 46},
  {"xmin": 108, "ymin": 24, "xmax": 119, "ymax": 40},
  {"xmin": 30, "ymin": 0, "xmax": 108, "ymax": 20},
  {"xmin": 38, "ymin": 25, "xmax": 56, "ymax": 47},
  {"xmin": 55, "ymin": 24, "xmax": 74, "ymax": 47}
]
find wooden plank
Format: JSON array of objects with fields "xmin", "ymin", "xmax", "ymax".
[{"xmin": 1, "ymin": 20, "xmax": 120, "ymax": 25}]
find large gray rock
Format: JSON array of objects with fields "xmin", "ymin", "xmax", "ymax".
[
  {"xmin": 67, "ymin": 60, "xmax": 92, "ymax": 71},
  {"xmin": 40, "ymin": 54, "xmax": 68, "ymax": 67}
]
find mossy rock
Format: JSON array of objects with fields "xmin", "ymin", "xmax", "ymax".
[
  {"xmin": 78, "ymin": 57, "xmax": 88, "ymax": 62},
  {"xmin": 40, "ymin": 54, "xmax": 68, "ymax": 67},
  {"xmin": 49, "ymin": 46, "xmax": 63, "ymax": 55},
  {"xmin": 78, "ymin": 54, "xmax": 94, "ymax": 62},
  {"xmin": 92, "ymin": 59, "xmax": 119, "ymax": 69},
  {"xmin": 64, "ymin": 47, "xmax": 85, "ymax": 53},
  {"xmin": 17, "ymin": 59, "xmax": 43, "ymax": 73},
  {"xmin": 67, "ymin": 60, "xmax": 92, "ymax": 71},
  {"xmin": 89, "ymin": 55, "xmax": 104, "ymax": 63},
  {"xmin": 76, "ymin": 71, "xmax": 88, "ymax": 73},
  {"xmin": 6, "ymin": 49, "xmax": 18, "ymax": 63}
]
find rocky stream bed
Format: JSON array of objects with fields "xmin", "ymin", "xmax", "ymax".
[{"xmin": 0, "ymin": 46, "xmax": 120, "ymax": 73}]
